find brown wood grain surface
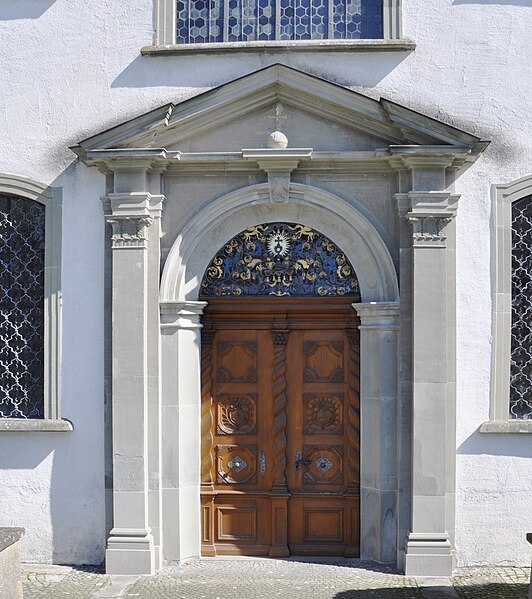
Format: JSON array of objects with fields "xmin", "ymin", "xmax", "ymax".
[{"xmin": 200, "ymin": 298, "xmax": 360, "ymax": 557}]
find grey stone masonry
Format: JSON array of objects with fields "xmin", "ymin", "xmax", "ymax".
[{"xmin": 0, "ymin": 527, "xmax": 24, "ymax": 599}]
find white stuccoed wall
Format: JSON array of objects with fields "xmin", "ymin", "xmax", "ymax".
[{"xmin": 0, "ymin": 0, "xmax": 530, "ymax": 566}]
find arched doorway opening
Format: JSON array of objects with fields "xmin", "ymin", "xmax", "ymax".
[{"xmin": 198, "ymin": 222, "xmax": 361, "ymax": 557}]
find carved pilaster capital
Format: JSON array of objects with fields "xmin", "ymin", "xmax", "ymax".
[
  {"xmin": 401, "ymin": 192, "xmax": 459, "ymax": 245},
  {"xmin": 405, "ymin": 213, "xmax": 454, "ymax": 244},
  {"xmin": 106, "ymin": 215, "xmax": 153, "ymax": 249}
]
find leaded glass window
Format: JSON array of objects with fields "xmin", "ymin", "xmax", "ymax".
[
  {"xmin": 200, "ymin": 222, "xmax": 360, "ymax": 298},
  {"xmin": 0, "ymin": 194, "xmax": 45, "ymax": 418},
  {"xmin": 176, "ymin": 0, "xmax": 383, "ymax": 44},
  {"xmin": 510, "ymin": 195, "xmax": 532, "ymax": 419}
]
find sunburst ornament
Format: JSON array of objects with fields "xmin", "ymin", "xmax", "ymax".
[{"xmin": 267, "ymin": 229, "xmax": 290, "ymax": 257}]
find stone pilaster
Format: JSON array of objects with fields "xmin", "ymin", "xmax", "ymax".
[
  {"xmin": 402, "ymin": 188, "xmax": 458, "ymax": 577},
  {"xmin": 105, "ymin": 191, "xmax": 155, "ymax": 575},
  {"xmin": 146, "ymin": 194, "xmax": 165, "ymax": 571},
  {"xmin": 159, "ymin": 301, "xmax": 206, "ymax": 562},
  {"xmin": 356, "ymin": 302, "xmax": 400, "ymax": 564}
]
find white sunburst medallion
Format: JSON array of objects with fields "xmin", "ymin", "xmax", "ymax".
[{"xmin": 267, "ymin": 229, "xmax": 291, "ymax": 258}]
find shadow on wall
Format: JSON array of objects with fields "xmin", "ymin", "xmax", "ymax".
[
  {"xmin": 0, "ymin": 430, "xmax": 102, "ymax": 564},
  {"xmin": 111, "ymin": 52, "xmax": 412, "ymax": 90},
  {"xmin": 458, "ymin": 430, "xmax": 532, "ymax": 457},
  {"xmin": 0, "ymin": 0, "xmax": 58, "ymax": 19}
]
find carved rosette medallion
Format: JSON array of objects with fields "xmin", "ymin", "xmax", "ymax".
[
  {"xmin": 217, "ymin": 394, "xmax": 257, "ymax": 435},
  {"xmin": 304, "ymin": 394, "xmax": 343, "ymax": 434},
  {"xmin": 106, "ymin": 215, "xmax": 153, "ymax": 249}
]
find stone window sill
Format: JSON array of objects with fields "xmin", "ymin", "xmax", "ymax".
[
  {"xmin": 479, "ymin": 420, "xmax": 532, "ymax": 434},
  {"xmin": 141, "ymin": 39, "xmax": 416, "ymax": 56},
  {"xmin": 0, "ymin": 418, "xmax": 74, "ymax": 432}
]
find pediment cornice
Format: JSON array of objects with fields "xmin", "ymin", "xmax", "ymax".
[{"xmin": 72, "ymin": 64, "xmax": 488, "ymax": 172}]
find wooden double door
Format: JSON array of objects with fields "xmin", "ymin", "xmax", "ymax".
[{"xmin": 200, "ymin": 299, "xmax": 360, "ymax": 557}]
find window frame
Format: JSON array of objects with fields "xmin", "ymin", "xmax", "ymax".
[
  {"xmin": 0, "ymin": 174, "xmax": 71, "ymax": 432},
  {"xmin": 147, "ymin": 0, "xmax": 409, "ymax": 52},
  {"xmin": 481, "ymin": 175, "xmax": 532, "ymax": 433}
]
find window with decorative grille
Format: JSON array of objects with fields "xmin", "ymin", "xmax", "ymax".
[
  {"xmin": 510, "ymin": 195, "xmax": 532, "ymax": 419},
  {"xmin": 0, "ymin": 194, "xmax": 45, "ymax": 418},
  {"xmin": 176, "ymin": 0, "xmax": 383, "ymax": 44}
]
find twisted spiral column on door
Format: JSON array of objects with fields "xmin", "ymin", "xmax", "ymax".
[
  {"xmin": 201, "ymin": 329, "xmax": 215, "ymax": 487},
  {"xmin": 347, "ymin": 329, "xmax": 361, "ymax": 493},
  {"xmin": 271, "ymin": 331, "xmax": 289, "ymax": 489}
]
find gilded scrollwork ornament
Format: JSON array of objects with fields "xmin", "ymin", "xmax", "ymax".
[{"xmin": 200, "ymin": 222, "xmax": 360, "ymax": 298}]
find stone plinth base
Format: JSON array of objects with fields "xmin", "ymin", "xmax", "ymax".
[
  {"xmin": 106, "ymin": 529, "xmax": 155, "ymax": 575},
  {"xmin": 404, "ymin": 533, "xmax": 453, "ymax": 577},
  {"xmin": 0, "ymin": 527, "xmax": 24, "ymax": 599}
]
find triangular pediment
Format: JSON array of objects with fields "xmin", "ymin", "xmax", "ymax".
[{"xmin": 73, "ymin": 64, "xmax": 486, "ymax": 160}]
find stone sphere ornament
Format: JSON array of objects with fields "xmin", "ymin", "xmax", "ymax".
[{"xmin": 267, "ymin": 130, "xmax": 288, "ymax": 149}]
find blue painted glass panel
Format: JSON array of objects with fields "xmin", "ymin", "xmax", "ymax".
[
  {"xmin": 200, "ymin": 222, "xmax": 360, "ymax": 298},
  {"xmin": 177, "ymin": 0, "xmax": 382, "ymax": 43}
]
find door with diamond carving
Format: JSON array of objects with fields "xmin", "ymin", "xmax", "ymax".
[
  {"xmin": 200, "ymin": 299, "xmax": 359, "ymax": 557},
  {"xmin": 201, "ymin": 325, "xmax": 276, "ymax": 556},
  {"xmin": 285, "ymin": 327, "xmax": 360, "ymax": 556}
]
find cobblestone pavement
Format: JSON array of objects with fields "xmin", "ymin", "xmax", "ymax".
[{"xmin": 21, "ymin": 560, "xmax": 531, "ymax": 599}]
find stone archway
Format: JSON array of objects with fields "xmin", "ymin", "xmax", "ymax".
[
  {"xmin": 159, "ymin": 183, "xmax": 400, "ymax": 565},
  {"xmin": 160, "ymin": 182, "xmax": 399, "ymax": 303},
  {"xmin": 198, "ymin": 221, "xmax": 362, "ymax": 557}
]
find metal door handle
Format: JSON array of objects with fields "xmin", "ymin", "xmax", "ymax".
[
  {"xmin": 295, "ymin": 448, "xmax": 311, "ymax": 474},
  {"xmin": 259, "ymin": 450, "xmax": 266, "ymax": 476}
]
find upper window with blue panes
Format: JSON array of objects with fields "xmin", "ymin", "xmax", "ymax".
[{"xmin": 176, "ymin": 0, "xmax": 383, "ymax": 44}]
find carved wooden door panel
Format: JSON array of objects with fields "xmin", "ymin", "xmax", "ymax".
[
  {"xmin": 285, "ymin": 328, "xmax": 360, "ymax": 556},
  {"xmin": 201, "ymin": 299, "xmax": 359, "ymax": 557},
  {"xmin": 201, "ymin": 328, "xmax": 275, "ymax": 556}
]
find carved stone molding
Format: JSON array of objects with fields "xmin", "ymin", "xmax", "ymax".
[
  {"xmin": 406, "ymin": 214, "xmax": 454, "ymax": 244},
  {"xmin": 267, "ymin": 172, "xmax": 290, "ymax": 203},
  {"xmin": 107, "ymin": 215, "xmax": 153, "ymax": 249}
]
